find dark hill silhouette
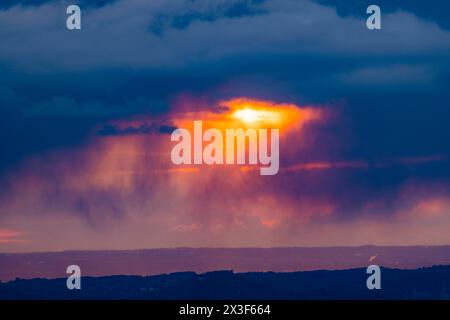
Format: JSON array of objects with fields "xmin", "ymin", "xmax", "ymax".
[{"xmin": 1, "ymin": 266, "xmax": 450, "ymax": 300}]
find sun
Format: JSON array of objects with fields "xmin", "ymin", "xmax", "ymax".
[
  {"xmin": 232, "ymin": 107, "xmax": 281, "ymax": 125},
  {"xmin": 233, "ymin": 108, "xmax": 260, "ymax": 123}
]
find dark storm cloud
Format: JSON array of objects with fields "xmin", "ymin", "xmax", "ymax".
[
  {"xmin": 316, "ymin": 0, "xmax": 450, "ymax": 31},
  {"xmin": 97, "ymin": 121, "xmax": 176, "ymax": 136},
  {"xmin": 149, "ymin": 0, "xmax": 267, "ymax": 35},
  {"xmin": 0, "ymin": 0, "xmax": 118, "ymax": 10}
]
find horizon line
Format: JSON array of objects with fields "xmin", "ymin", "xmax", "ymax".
[{"xmin": 2, "ymin": 244, "xmax": 450, "ymax": 255}]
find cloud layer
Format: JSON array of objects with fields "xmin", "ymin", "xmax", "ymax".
[{"xmin": 1, "ymin": 0, "xmax": 450, "ymax": 251}]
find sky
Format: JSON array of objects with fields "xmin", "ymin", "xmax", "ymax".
[{"xmin": 1, "ymin": 0, "xmax": 450, "ymax": 252}]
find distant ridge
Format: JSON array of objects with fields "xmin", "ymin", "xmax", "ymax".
[{"xmin": 2, "ymin": 266, "xmax": 450, "ymax": 299}]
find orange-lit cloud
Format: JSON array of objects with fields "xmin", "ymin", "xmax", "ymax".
[
  {"xmin": 220, "ymin": 97, "xmax": 321, "ymax": 129},
  {"xmin": 0, "ymin": 229, "xmax": 27, "ymax": 244},
  {"xmin": 415, "ymin": 198, "xmax": 450, "ymax": 216},
  {"xmin": 169, "ymin": 97, "xmax": 322, "ymax": 132},
  {"xmin": 239, "ymin": 154, "xmax": 446, "ymax": 173},
  {"xmin": 0, "ymin": 96, "xmax": 449, "ymax": 251},
  {"xmin": 283, "ymin": 155, "xmax": 447, "ymax": 172}
]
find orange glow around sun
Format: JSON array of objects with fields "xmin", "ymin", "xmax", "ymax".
[
  {"xmin": 168, "ymin": 97, "xmax": 323, "ymax": 136},
  {"xmin": 220, "ymin": 97, "xmax": 320, "ymax": 130}
]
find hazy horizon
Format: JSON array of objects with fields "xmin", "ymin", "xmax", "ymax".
[{"xmin": 3, "ymin": 244, "xmax": 450, "ymax": 254}]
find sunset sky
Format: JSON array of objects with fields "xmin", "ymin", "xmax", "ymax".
[{"xmin": 1, "ymin": 0, "xmax": 450, "ymax": 252}]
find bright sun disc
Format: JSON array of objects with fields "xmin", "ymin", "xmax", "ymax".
[
  {"xmin": 233, "ymin": 108, "xmax": 260, "ymax": 123},
  {"xmin": 233, "ymin": 108, "xmax": 280, "ymax": 124}
]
